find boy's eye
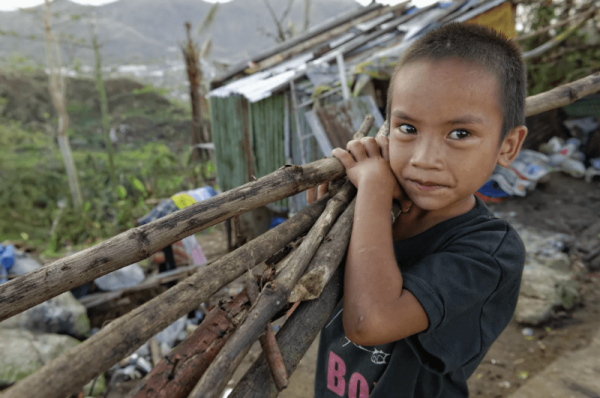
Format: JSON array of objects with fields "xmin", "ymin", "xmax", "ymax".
[
  {"xmin": 448, "ymin": 129, "xmax": 470, "ymax": 140},
  {"xmin": 399, "ymin": 124, "xmax": 417, "ymax": 134}
]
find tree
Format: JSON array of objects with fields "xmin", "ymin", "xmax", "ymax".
[
  {"xmin": 183, "ymin": 3, "xmax": 219, "ymax": 163},
  {"xmin": 91, "ymin": 13, "xmax": 117, "ymax": 188},
  {"xmin": 262, "ymin": 0, "xmax": 296, "ymax": 43},
  {"xmin": 517, "ymin": 1, "xmax": 600, "ymax": 95},
  {"xmin": 303, "ymin": 0, "xmax": 311, "ymax": 32},
  {"xmin": 43, "ymin": 0, "xmax": 83, "ymax": 209}
]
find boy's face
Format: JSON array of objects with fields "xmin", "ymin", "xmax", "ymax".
[{"xmin": 388, "ymin": 57, "xmax": 512, "ymax": 212}]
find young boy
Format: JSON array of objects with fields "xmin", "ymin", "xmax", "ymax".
[{"xmin": 310, "ymin": 23, "xmax": 528, "ymax": 397}]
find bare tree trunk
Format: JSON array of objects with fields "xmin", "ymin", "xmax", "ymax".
[
  {"xmin": 44, "ymin": 0, "xmax": 83, "ymax": 209},
  {"xmin": 183, "ymin": 22, "xmax": 205, "ymax": 163},
  {"xmin": 92, "ymin": 14, "xmax": 117, "ymax": 188},
  {"xmin": 303, "ymin": 0, "xmax": 311, "ymax": 32}
]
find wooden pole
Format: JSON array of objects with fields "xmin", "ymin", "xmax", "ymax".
[
  {"xmin": 290, "ymin": 199, "xmax": 354, "ymax": 302},
  {"xmin": 245, "ymin": 276, "xmax": 288, "ymax": 392},
  {"xmin": 0, "ymin": 159, "xmax": 344, "ymax": 322},
  {"xmin": 133, "ymin": 290, "xmax": 251, "ymax": 398},
  {"xmin": 228, "ymin": 268, "xmax": 344, "ymax": 398},
  {"xmin": 188, "ymin": 183, "xmax": 356, "ymax": 398},
  {"xmin": 525, "ymin": 72, "xmax": 600, "ymax": 117},
  {"xmin": 0, "ymin": 196, "xmax": 330, "ymax": 398}
]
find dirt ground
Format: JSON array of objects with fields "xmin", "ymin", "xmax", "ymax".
[{"xmin": 104, "ymin": 172, "xmax": 600, "ymax": 398}]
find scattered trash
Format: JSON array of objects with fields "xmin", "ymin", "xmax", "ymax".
[
  {"xmin": 0, "ymin": 244, "xmax": 15, "ymax": 269},
  {"xmin": 269, "ymin": 217, "xmax": 287, "ymax": 230},
  {"xmin": 0, "ymin": 291, "xmax": 90, "ymax": 337},
  {"xmin": 518, "ymin": 371, "xmax": 529, "ymax": 380},
  {"xmin": 498, "ymin": 381, "xmax": 511, "ymax": 388},
  {"xmin": 521, "ymin": 328, "xmax": 534, "ymax": 337},
  {"xmin": 9, "ymin": 248, "xmax": 41, "ymax": 276},
  {"xmin": 94, "ymin": 263, "xmax": 145, "ymax": 291},
  {"xmin": 154, "ymin": 316, "xmax": 187, "ymax": 349},
  {"xmin": 0, "ymin": 244, "xmax": 15, "ymax": 284},
  {"xmin": 513, "ymin": 358, "xmax": 525, "ymax": 365}
]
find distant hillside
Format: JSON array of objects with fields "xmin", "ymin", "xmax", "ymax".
[{"xmin": 0, "ymin": 0, "xmax": 361, "ymax": 66}]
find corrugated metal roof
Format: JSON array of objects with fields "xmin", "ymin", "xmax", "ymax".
[{"xmin": 208, "ymin": 0, "xmax": 509, "ymax": 104}]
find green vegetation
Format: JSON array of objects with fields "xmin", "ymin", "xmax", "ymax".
[
  {"xmin": 0, "ymin": 73, "xmax": 213, "ymax": 258},
  {"xmin": 519, "ymin": 2, "xmax": 600, "ymax": 95}
]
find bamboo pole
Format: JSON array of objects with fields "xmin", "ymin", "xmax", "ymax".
[
  {"xmin": 188, "ymin": 183, "xmax": 356, "ymax": 398},
  {"xmin": 0, "ymin": 159, "xmax": 344, "ymax": 322},
  {"xmin": 0, "ymin": 196, "xmax": 330, "ymax": 398},
  {"xmin": 229, "ymin": 268, "xmax": 344, "ymax": 398},
  {"xmin": 525, "ymin": 72, "xmax": 600, "ymax": 117}
]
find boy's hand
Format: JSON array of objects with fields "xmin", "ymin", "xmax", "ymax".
[{"xmin": 332, "ymin": 136, "xmax": 405, "ymax": 203}]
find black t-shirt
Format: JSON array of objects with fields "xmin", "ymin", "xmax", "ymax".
[{"xmin": 314, "ymin": 197, "xmax": 525, "ymax": 398}]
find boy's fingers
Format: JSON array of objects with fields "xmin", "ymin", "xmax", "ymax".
[
  {"xmin": 306, "ymin": 186, "xmax": 317, "ymax": 205},
  {"xmin": 317, "ymin": 183, "xmax": 328, "ymax": 199},
  {"xmin": 346, "ymin": 140, "xmax": 367, "ymax": 161},
  {"xmin": 376, "ymin": 134, "xmax": 390, "ymax": 160},
  {"xmin": 332, "ymin": 148, "xmax": 357, "ymax": 170},
  {"xmin": 360, "ymin": 137, "xmax": 380, "ymax": 158},
  {"xmin": 400, "ymin": 197, "xmax": 413, "ymax": 213}
]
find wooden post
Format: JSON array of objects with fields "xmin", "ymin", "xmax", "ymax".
[
  {"xmin": 188, "ymin": 183, "xmax": 355, "ymax": 398},
  {"xmin": 0, "ymin": 196, "xmax": 330, "ymax": 398},
  {"xmin": 0, "ymin": 159, "xmax": 345, "ymax": 322}
]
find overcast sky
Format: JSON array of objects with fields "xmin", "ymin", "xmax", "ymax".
[{"xmin": 0, "ymin": 0, "xmax": 435, "ymax": 12}]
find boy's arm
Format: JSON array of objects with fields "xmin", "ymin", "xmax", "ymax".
[{"xmin": 333, "ymin": 137, "xmax": 428, "ymax": 347}]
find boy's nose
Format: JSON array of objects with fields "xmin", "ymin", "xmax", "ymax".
[{"xmin": 409, "ymin": 137, "xmax": 443, "ymax": 170}]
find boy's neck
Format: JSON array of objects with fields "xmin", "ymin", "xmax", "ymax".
[{"xmin": 392, "ymin": 194, "xmax": 476, "ymax": 241}]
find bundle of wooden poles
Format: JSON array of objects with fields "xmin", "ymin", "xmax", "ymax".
[{"xmin": 0, "ymin": 72, "xmax": 599, "ymax": 398}]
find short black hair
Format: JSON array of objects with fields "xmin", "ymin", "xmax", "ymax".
[{"xmin": 386, "ymin": 23, "xmax": 526, "ymax": 140}]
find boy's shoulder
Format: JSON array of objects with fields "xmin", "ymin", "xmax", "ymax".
[{"xmin": 398, "ymin": 196, "xmax": 525, "ymax": 268}]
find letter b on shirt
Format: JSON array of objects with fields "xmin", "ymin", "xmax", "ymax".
[
  {"xmin": 328, "ymin": 351, "xmax": 346, "ymax": 395},
  {"xmin": 327, "ymin": 351, "xmax": 369, "ymax": 397}
]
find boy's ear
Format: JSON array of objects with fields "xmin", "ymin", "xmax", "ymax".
[{"xmin": 497, "ymin": 125, "xmax": 527, "ymax": 167}]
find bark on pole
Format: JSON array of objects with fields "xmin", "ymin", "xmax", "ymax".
[
  {"xmin": 0, "ymin": 196, "xmax": 330, "ymax": 398},
  {"xmin": 245, "ymin": 276, "xmax": 288, "ymax": 392},
  {"xmin": 0, "ymin": 159, "xmax": 344, "ymax": 322},
  {"xmin": 133, "ymin": 291, "xmax": 252, "ymax": 398},
  {"xmin": 182, "ymin": 21, "xmax": 205, "ymax": 162},
  {"xmin": 43, "ymin": 0, "xmax": 83, "ymax": 209},
  {"xmin": 188, "ymin": 183, "xmax": 356, "ymax": 398},
  {"xmin": 228, "ymin": 268, "xmax": 343, "ymax": 398},
  {"xmin": 289, "ymin": 199, "xmax": 354, "ymax": 302},
  {"xmin": 524, "ymin": 72, "xmax": 600, "ymax": 117},
  {"xmin": 92, "ymin": 13, "xmax": 117, "ymax": 188}
]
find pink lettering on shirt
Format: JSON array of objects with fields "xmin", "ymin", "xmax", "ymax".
[
  {"xmin": 327, "ymin": 351, "xmax": 346, "ymax": 396},
  {"xmin": 349, "ymin": 372, "xmax": 369, "ymax": 398}
]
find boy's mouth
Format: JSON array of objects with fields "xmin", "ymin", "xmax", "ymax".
[{"xmin": 408, "ymin": 179, "xmax": 447, "ymax": 191}]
